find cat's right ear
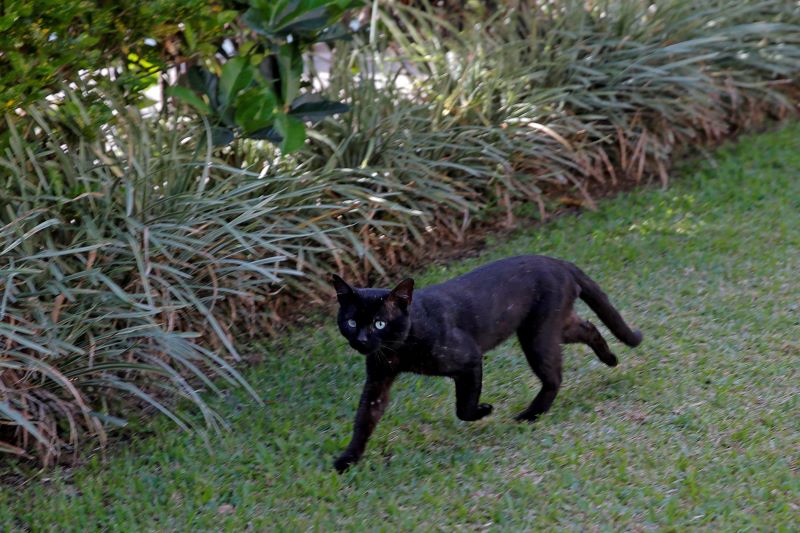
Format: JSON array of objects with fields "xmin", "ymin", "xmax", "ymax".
[{"xmin": 331, "ymin": 274, "xmax": 355, "ymax": 304}]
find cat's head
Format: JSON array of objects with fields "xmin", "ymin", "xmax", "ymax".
[{"xmin": 331, "ymin": 274, "xmax": 414, "ymax": 355}]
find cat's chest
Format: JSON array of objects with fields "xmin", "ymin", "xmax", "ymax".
[
  {"xmin": 399, "ymin": 346, "xmax": 468, "ymax": 377},
  {"xmin": 402, "ymin": 355, "xmax": 443, "ymax": 376}
]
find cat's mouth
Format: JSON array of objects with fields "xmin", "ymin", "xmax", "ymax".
[{"xmin": 350, "ymin": 341, "xmax": 376, "ymax": 355}]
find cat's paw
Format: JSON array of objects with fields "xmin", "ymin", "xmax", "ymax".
[
  {"xmin": 476, "ymin": 403, "xmax": 493, "ymax": 418},
  {"xmin": 334, "ymin": 453, "xmax": 358, "ymax": 473},
  {"xmin": 459, "ymin": 403, "xmax": 494, "ymax": 421},
  {"xmin": 514, "ymin": 410, "xmax": 540, "ymax": 423}
]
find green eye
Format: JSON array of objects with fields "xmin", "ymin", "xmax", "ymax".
[
  {"xmin": 347, "ymin": 319, "xmax": 357, "ymax": 328},
  {"xmin": 374, "ymin": 320, "xmax": 386, "ymax": 330}
]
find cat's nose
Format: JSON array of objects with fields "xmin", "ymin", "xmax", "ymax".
[{"xmin": 356, "ymin": 330, "xmax": 369, "ymax": 344}]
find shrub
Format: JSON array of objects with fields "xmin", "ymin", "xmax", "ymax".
[
  {"xmin": 170, "ymin": 0, "xmax": 363, "ymax": 151},
  {"xmin": 0, "ymin": 0, "xmax": 232, "ymax": 109},
  {"xmin": 1, "ymin": 0, "xmax": 363, "ymax": 151},
  {"xmin": 260, "ymin": 0, "xmax": 800, "ymax": 281},
  {"xmin": 0, "ymin": 83, "xmax": 419, "ymax": 463}
]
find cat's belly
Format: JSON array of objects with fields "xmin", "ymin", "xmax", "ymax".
[{"xmin": 461, "ymin": 300, "xmax": 532, "ymax": 352}]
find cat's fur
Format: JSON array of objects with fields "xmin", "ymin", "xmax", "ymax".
[{"xmin": 331, "ymin": 255, "xmax": 643, "ymax": 472}]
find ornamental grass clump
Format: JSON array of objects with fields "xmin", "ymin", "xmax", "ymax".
[{"xmin": 265, "ymin": 0, "xmax": 800, "ymax": 282}]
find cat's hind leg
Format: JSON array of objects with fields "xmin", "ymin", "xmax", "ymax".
[
  {"xmin": 515, "ymin": 322, "xmax": 564, "ymax": 422},
  {"xmin": 562, "ymin": 313, "xmax": 618, "ymax": 367}
]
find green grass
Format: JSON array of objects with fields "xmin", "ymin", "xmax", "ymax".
[{"xmin": 3, "ymin": 124, "xmax": 799, "ymax": 530}]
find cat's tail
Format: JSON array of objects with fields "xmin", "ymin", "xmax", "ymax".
[{"xmin": 567, "ymin": 263, "xmax": 643, "ymax": 348}]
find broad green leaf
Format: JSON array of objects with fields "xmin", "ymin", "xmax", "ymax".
[
  {"xmin": 242, "ymin": 7, "xmax": 270, "ymax": 36},
  {"xmin": 276, "ymin": 7, "xmax": 330, "ymax": 37},
  {"xmin": 235, "ymin": 87, "xmax": 278, "ymax": 133},
  {"xmin": 211, "ymin": 126, "xmax": 235, "ymax": 146},
  {"xmin": 247, "ymin": 126, "xmax": 282, "ymax": 143},
  {"xmin": 277, "ymin": 44, "xmax": 303, "ymax": 105},
  {"xmin": 183, "ymin": 23, "xmax": 197, "ymax": 50},
  {"xmin": 219, "ymin": 57, "xmax": 254, "ymax": 108},
  {"xmin": 166, "ymin": 86, "xmax": 211, "ymax": 114},
  {"xmin": 275, "ymin": 113, "xmax": 306, "ymax": 152},
  {"xmin": 314, "ymin": 23, "xmax": 353, "ymax": 43},
  {"xmin": 289, "ymin": 99, "xmax": 349, "ymax": 123},
  {"xmin": 187, "ymin": 66, "xmax": 220, "ymax": 109}
]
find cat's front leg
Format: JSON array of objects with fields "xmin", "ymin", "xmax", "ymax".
[
  {"xmin": 454, "ymin": 363, "xmax": 493, "ymax": 422},
  {"xmin": 334, "ymin": 373, "xmax": 395, "ymax": 473}
]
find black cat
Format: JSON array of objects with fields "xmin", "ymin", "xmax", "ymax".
[{"xmin": 331, "ymin": 255, "xmax": 643, "ymax": 472}]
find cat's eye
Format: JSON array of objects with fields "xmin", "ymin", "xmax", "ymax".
[
  {"xmin": 346, "ymin": 319, "xmax": 357, "ymax": 328},
  {"xmin": 374, "ymin": 320, "xmax": 386, "ymax": 330}
]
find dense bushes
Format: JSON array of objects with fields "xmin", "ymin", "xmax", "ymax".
[
  {"xmin": 0, "ymin": 0, "xmax": 230, "ymax": 109},
  {"xmin": 1, "ymin": 0, "xmax": 361, "ymax": 147},
  {"xmin": 2, "ymin": 0, "xmax": 800, "ymax": 464},
  {"xmin": 275, "ymin": 0, "xmax": 800, "ymax": 278}
]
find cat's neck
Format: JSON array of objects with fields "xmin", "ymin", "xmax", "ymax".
[{"xmin": 405, "ymin": 298, "xmax": 435, "ymax": 350}]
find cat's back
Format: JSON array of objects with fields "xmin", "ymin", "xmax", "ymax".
[
  {"xmin": 423, "ymin": 255, "xmax": 565, "ymax": 294},
  {"xmin": 414, "ymin": 255, "xmax": 569, "ymax": 317},
  {"xmin": 412, "ymin": 255, "xmax": 570, "ymax": 350}
]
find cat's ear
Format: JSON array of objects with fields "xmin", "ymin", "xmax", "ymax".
[
  {"xmin": 387, "ymin": 278, "xmax": 414, "ymax": 309},
  {"xmin": 331, "ymin": 274, "xmax": 355, "ymax": 303}
]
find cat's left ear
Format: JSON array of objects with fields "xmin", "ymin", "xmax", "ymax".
[{"xmin": 387, "ymin": 278, "xmax": 414, "ymax": 309}]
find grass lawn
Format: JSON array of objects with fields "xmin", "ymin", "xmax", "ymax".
[{"xmin": 2, "ymin": 124, "xmax": 799, "ymax": 531}]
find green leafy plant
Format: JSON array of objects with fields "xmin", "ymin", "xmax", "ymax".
[
  {"xmin": 0, "ymin": 82, "xmax": 414, "ymax": 463},
  {"xmin": 0, "ymin": 0, "xmax": 235, "ymax": 110},
  {"xmin": 0, "ymin": 0, "xmax": 359, "ymax": 152},
  {"xmin": 170, "ymin": 0, "xmax": 362, "ymax": 151}
]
